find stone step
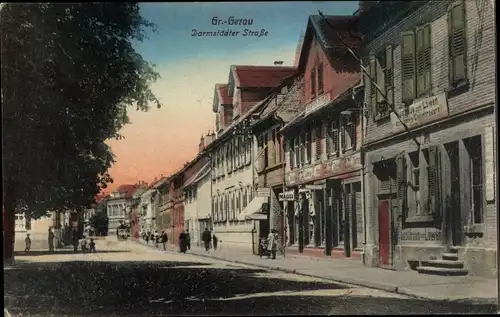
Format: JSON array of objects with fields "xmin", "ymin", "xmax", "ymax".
[
  {"xmin": 442, "ymin": 253, "xmax": 459, "ymax": 261},
  {"xmin": 422, "ymin": 259, "xmax": 465, "ymax": 269},
  {"xmin": 448, "ymin": 247, "xmax": 460, "ymax": 254},
  {"xmin": 416, "ymin": 266, "xmax": 468, "ymax": 276}
]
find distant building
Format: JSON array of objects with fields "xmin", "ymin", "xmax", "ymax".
[{"xmin": 106, "ymin": 184, "xmax": 140, "ymax": 234}]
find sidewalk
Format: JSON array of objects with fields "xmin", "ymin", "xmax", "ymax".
[{"xmin": 134, "ymin": 238, "xmax": 497, "ymax": 304}]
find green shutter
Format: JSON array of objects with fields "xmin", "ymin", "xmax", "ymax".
[
  {"xmin": 428, "ymin": 146, "xmax": 441, "ymax": 217},
  {"xmin": 369, "ymin": 56, "xmax": 377, "ymax": 118},
  {"xmin": 401, "ymin": 30, "xmax": 416, "ymax": 104},
  {"xmin": 448, "ymin": 0, "xmax": 467, "ymax": 84},
  {"xmin": 385, "ymin": 44, "xmax": 394, "ymax": 108},
  {"xmin": 396, "ymin": 154, "xmax": 407, "ymax": 218}
]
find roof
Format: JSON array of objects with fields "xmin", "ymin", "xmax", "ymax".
[
  {"xmin": 115, "ymin": 184, "xmax": 139, "ymax": 199},
  {"xmin": 216, "ymin": 83, "xmax": 233, "ymax": 105},
  {"xmin": 152, "ymin": 176, "xmax": 169, "ymax": 189},
  {"xmin": 297, "ymin": 15, "xmax": 361, "ymax": 73},
  {"xmin": 183, "ymin": 163, "xmax": 211, "ymax": 189},
  {"xmin": 233, "ymin": 65, "xmax": 297, "ymax": 88}
]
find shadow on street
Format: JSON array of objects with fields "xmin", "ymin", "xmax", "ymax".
[{"xmin": 4, "ymin": 260, "xmax": 497, "ymax": 316}]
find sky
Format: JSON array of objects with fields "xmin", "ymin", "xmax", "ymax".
[{"xmin": 105, "ymin": 1, "xmax": 359, "ymax": 192}]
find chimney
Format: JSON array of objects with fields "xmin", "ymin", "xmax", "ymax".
[
  {"xmin": 199, "ymin": 134, "xmax": 205, "ymax": 153},
  {"xmin": 204, "ymin": 131, "xmax": 216, "ymax": 148}
]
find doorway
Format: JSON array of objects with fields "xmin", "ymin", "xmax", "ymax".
[{"xmin": 378, "ymin": 199, "xmax": 391, "ymax": 265}]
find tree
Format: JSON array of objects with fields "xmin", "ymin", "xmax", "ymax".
[
  {"xmin": 89, "ymin": 211, "xmax": 109, "ymax": 237},
  {"xmin": 1, "ymin": 3, "xmax": 162, "ymax": 261}
]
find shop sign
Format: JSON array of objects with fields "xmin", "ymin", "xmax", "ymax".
[
  {"xmin": 286, "ymin": 163, "xmax": 323, "ymax": 186},
  {"xmin": 305, "ymin": 93, "xmax": 331, "ymax": 116},
  {"xmin": 325, "ymin": 152, "xmax": 362, "ymax": 176},
  {"xmin": 390, "ymin": 93, "xmax": 449, "ymax": 132},
  {"xmin": 305, "ymin": 185, "xmax": 323, "ymax": 190},
  {"xmin": 279, "ymin": 191, "xmax": 295, "ymax": 201}
]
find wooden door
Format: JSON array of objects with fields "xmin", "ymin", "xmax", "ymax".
[{"xmin": 378, "ymin": 200, "xmax": 390, "ymax": 265}]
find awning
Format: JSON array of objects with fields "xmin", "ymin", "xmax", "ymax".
[{"xmin": 238, "ymin": 196, "xmax": 268, "ymax": 221}]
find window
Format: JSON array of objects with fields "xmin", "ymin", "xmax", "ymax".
[
  {"xmin": 315, "ymin": 124, "xmax": 323, "ymax": 161},
  {"xmin": 464, "ymin": 136, "xmax": 483, "ymax": 224},
  {"xmin": 288, "ymin": 138, "xmax": 295, "ymax": 169},
  {"xmin": 294, "ymin": 136, "xmax": 300, "ymax": 168},
  {"xmin": 408, "ymin": 152, "xmax": 421, "ymax": 215},
  {"xmin": 310, "ymin": 68, "xmax": 316, "ymax": 97},
  {"xmin": 342, "ymin": 113, "xmax": 357, "ymax": 151},
  {"xmin": 305, "ymin": 129, "xmax": 311, "ymax": 164},
  {"xmin": 448, "ymin": 0, "xmax": 467, "ymax": 86},
  {"xmin": 264, "ymin": 133, "xmax": 269, "ymax": 168},
  {"xmin": 317, "ymin": 63, "xmax": 324, "ymax": 94},
  {"xmin": 416, "ymin": 24, "xmax": 432, "ymax": 97},
  {"xmin": 326, "ymin": 119, "xmax": 339, "ymax": 156},
  {"xmin": 402, "ymin": 24, "xmax": 431, "ymax": 105}
]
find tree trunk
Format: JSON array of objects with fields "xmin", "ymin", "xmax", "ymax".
[{"xmin": 3, "ymin": 195, "xmax": 16, "ymax": 263}]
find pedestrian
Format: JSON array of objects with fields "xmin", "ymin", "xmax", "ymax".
[
  {"xmin": 154, "ymin": 230, "xmax": 159, "ymax": 248},
  {"xmin": 267, "ymin": 229, "xmax": 278, "ymax": 260},
  {"xmin": 72, "ymin": 231, "xmax": 79, "ymax": 252},
  {"xmin": 89, "ymin": 238, "xmax": 96, "ymax": 253},
  {"xmin": 179, "ymin": 230, "xmax": 187, "ymax": 253},
  {"xmin": 48, "ymin": 228, "xmax": 55, "ymax": 252},
  {"xmin": 202, "ymin": 228, "xmax": 211, "ymax": 252},
  {"xmin": 25, "ymin": 233, "xmax": 32, "ymax": 252},
  {"xmin": 161, "ymin": 230, "xmax": 168, "ymax": 251},
  {"xmin": 145, "ymin": 231, "xmax": 150, "ymax": 245},
  {"xmin": 212, "ymin": 233, "xmax": 218, "ymax": 251},
  {"xmin": 185, "ymin": 229, "xmax": 191, "ymax": 250},
  {"xmin": 80, "ymin": 237, "xmax": 88, "ymax": 252}
]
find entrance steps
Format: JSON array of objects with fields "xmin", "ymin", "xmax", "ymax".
[{"xmin": 416, "ymin": 247, "xmax": 469, "ymax": 276}]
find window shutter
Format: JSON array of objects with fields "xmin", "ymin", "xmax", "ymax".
[
  {"xmin": 369, "ymin": 57, "xmax": 377, "ymax": 118},
  {"xmin": 315, "ymin": 125, "xmax": 322, "ymax": 161},
  {"xmin": 318, "ymin": 64, "xmax": 324, "ymax": 94},
  {"xmin": 376, "ymin": 53, "xmax": 386, "ymax": 115},
  {"xmin": 325, "ymin": 122, "xmax": 331, "ymax": 155},
  {"xmin": 332, "ymin": 120, "xmax": 339, "ymax": 155},
  {"xmin": 402, "ymin": 31, "xmax": 416, "ymax": 104},
  {"xmin": 416, "ymin": 26, "xmax": 425, "ymax": 97},
  {"xmin": 423, "ymin": 24, "xmax": 432, "ymax": 94},
  {"xmin": 396, "ymin": 154, "xmax": 407, "ymax": 218},
  {"xmin": 294, "ymin": 137, "xmax": 300, "ymax": 168},
  {"xmin": 340, "ymin": 117, "xmax": 347, "ymax": 151},
  {"xmin": 385, "ymin": 45, "xmax": 394, "ymax": 108},
  {"xmin": 448, "ymin": 0, "xmax": 467, "ymax": 85},
  {"xmin": 305, "ymin": 130, "xmax": 311, "ymax": 164},
  {"xmin": 428, "ymin": 145, "xmax": 441, "ymax": 217},
  {"xmin": 349, "ymin": 113, "xmax": 357, "ymax": 149},
  {"xmin": 311, "ymin": 69, "xmax": 316, "ymax": 96}
]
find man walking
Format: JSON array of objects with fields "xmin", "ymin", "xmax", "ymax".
[
  {"xmin": 161, "ymin": 230, "xmax": 168, "ymax": 251},
  {"xmin": 202, "ymin": 228, "xmax": 211, "ymax": 252},
  {"xmin": 185, "ymin": 229, "xmax": 191, "ymax": 251},
  {"xmin": 25, "ymin": 233, "xmax": 32, "ymax": 252},
  {"xmin": 48, "ymin": 228, "xmax": 55, "ymax": 252}
]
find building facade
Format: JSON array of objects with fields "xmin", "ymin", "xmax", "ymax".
[
  {"xmin": 106, "ymin": 184, "xmax": 138, "ymax": 234},
  {"xmin": 251, "ymin": 74, "xmax": 304, "ymax": 246},
  {"xmin": 358, "ymin": 1, "xmax": 496, "ymax": 277},
  {"xmin": 184, "ymin": 136, "xmax": 213, "ymax": 246},
  {"xmin": 281, "ymin": 14, "xmax": 362, "ymax": 258},
  {"xmin": 171, "ymin": 171, "xmax": 185, "ymax": 247},
  {"xmin": 209, "ymin": 65, "xmax": 296, "ymax": 251},
  {"xmin": 139, "ymin": 187, "xmax": 156, "ymax": 235},
  {"xmin": 156, "ymin": 178, "xmax": 171, "ymax": 236}
]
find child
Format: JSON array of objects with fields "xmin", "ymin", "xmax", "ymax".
[
  {"xmin": 25, "ymin": 233, "xmax": 32, "ymax": 252},
  {"xmin": 89, "ymin": 238, "xmax": 96, "ymax": 253}
]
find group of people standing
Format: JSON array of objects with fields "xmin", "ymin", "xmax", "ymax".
[
  {"xmin": 143, "ymin": 230, "xmax": 169, "ymax": 250},
  {"xmin": 202, "ymin": 228, "xmax": 218, "ymax": 252}
]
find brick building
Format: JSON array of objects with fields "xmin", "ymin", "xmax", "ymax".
[
  {"xmin": 358, "ymin": 1, "xmax": 496, "ymax": 277},
  {"xmin": 280, "ymin": 14, "xmax": 362, "ymax": 259},
  {"xmin": 208, "ymin": 65, "xmax": 295, "ymax": 251}
]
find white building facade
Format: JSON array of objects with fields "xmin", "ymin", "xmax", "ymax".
[
  {"xmin": 106, "ymin": 194, "xmax": 127, "ymax": 234},
  {"xmin": 184, "ymin": 162, "xmax": 212, "ymax": 246},
  {"xmin": 139, "ymin": 188, "xmax": 155, "ymax": 234}
]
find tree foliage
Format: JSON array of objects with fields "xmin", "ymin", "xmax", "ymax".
[
  {"xmin": 89, "ymin": 210, "xmax": 109, "ymax": 236},
  {"xmin": 1, "ymin": 3, "xmax": 162, "ymax": 220}
]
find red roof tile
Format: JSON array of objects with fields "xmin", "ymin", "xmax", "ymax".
[
  {"xmin": 115, "ymin": 184, "xmax": 139, "ymax": 198},
  {"xmin": 233, "ymin": 66, "xmax": 296, "ymax": 88},
  {"xmin": 216, "ymin": 84, "xmax": 233, "ymax": 105}
]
